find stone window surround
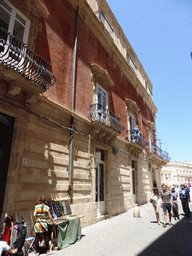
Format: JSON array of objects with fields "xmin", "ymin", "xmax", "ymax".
[
  {"xmin": 91, "ymin": 63, "xmax": 113, "ymax": 105},
  {"xmin": 125, "ymin": 99, "xmax": 140, "ymax": 142},
  {"xmin": 1, "ymin": 0, "xmax": 30, "ymax": 43},
  {"xmin": 7, "ymin": 0, "xmax": 49, "ymax": 50}
]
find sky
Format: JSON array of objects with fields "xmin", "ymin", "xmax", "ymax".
[{"xmin": 107, "ymin": 0, "xmax": 192, "ymax": 163}]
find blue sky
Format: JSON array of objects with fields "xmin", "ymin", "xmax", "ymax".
[{"xmin": 107, "ymin": 0, "xmax": 192, "ymax": 162}]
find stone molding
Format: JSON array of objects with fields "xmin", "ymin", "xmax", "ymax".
[
  {"xmin": 147, "ymin": 121, "xmax": 155, "ymax": 131},
  {"xmin": 147, "ymin": 153, "xmax": 167, "ymax": 167},
  {"xmin": 91, "ymin": 64, "xmax": 114, "ymax": 90},
  {"xmin": 126, "ymin": 99, "xmax": 140, "ymax": 114},
  {"xmin": 0, "ymin": 64, "xmax": 45, "ymax": 105}
]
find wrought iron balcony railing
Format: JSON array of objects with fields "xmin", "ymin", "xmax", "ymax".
[
  {"xmin": 150, "ymin": 142, "xmax": 171, "ymax": 161},
  {"xmin": 88, "ymin": 103, "xmax": 125, "ymax": 133},
  {"xmin": 0, "ymin": 27, "xmax": 56, "ymax": 89},
  {"xmin": 126, "ymin": 130, "xmax": 149, "ymax": 149}
]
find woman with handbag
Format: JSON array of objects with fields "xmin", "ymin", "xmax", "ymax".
[{"xmin": 150, "ymin": 188, "xmax": 161, "ymax": 225}]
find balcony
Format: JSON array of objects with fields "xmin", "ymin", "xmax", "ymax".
[
  {"xmin": 0, "ymin": 28, "xmax": 56, "ymax": 102},
  {"xmin": 88, "ymin": 103, "xmax": 125, "ymax": 143},
  {"xmin": 147, "ymin": 142, "xmax": 171, "ymax": 166},
  {"xmin": 126, "ymin": 130, "xmax": 148, "ymax": 156}
]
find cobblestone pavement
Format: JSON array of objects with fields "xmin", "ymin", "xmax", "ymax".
[{"xmin": 29, "ymin": 202, "xmax": 192, "ymax": 256}]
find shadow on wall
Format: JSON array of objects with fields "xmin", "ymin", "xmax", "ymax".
[
  {"xmin": 10, "ymin": 111, "xmax": 94, "ymax": 235},
  {"xmin": 5, "ymin": 116, "xmax": 66, "ymax": 235},
  {"xmin": 106, "ymin": 150, "xmax": 131, "ymax": 216},
  {"xmin": 135, "ymin": 159, "xmax": 152, "ymax": 206}
]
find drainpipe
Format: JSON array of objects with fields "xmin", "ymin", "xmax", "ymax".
[{"xmin": 68, "ymin": 5, "xmax": 79, "ymax": 202}]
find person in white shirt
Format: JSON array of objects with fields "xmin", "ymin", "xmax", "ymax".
[
  {"xmin": 0, "ymin": 235, "xmax": 18, "ymax": 256},
  {"xmin": 150, "ymin": 188, "xmax": 161, "ymax": 225}
]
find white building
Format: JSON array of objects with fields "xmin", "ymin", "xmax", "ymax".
[{"xmin": 161, "ymin": 161, "xmax": 192, "ymax": 186}]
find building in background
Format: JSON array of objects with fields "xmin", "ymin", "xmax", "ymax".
[
  {"xmin": 0, "ymin": 0, "xmax": 170, "ymax": 232},
  {"xmin": 161, "ymin": 161, "xmax": 192, "ymax": 186}
]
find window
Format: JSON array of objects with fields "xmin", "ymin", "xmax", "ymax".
[
  {"xmin": 96, "ymin": 83, "xmax": 108, "ymax": 109},
  {"xmin": 0, "ymin": 0, "xmax": 30, "ymax": 43},
  {"xmin": 129, "ymin": 113, "xmax": 136, "ymax": 132},
  {"xmin": 95, "ymin": 83, "xmax": 109, "ymax": 124},
  {"xmin": 127, "ymin": 113, "xmax": 136, "ymax": 142}
]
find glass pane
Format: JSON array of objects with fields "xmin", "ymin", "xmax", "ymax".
[
  {"xmin": 0, "ymin": 5, "xmax": 10, "ymax": 31},
  {"xmin": 98, "ymin": 91, "xmax": 101, "ymax": 104},
  {"xmin": 13, "ymin": 19, "xmax": 24, "ymax": 40},
  {"xmin": 16, "ymin": 13, "xmax": 26, "ymax": 26},
  {"xmin": 101, "ymin": 150, "xmax": 105, "ymax": 161},
  {"xmin": 103, "ymin": 96, "xmax": 106, "ymax": 109}
]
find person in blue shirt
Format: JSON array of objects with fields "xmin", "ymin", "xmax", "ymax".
[
  {"xmin": 133, "ymin": 125, "xmax": 140, "ymax": 142},
  {"xmin": 179, "ymin": 184, "xmax": 190, "ymax": 218}
]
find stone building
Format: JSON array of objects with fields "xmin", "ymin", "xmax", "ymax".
[
  {"xmin": 0, "ymin": 0, "xmax": 170, "ymax": 232},
  {"xmin": 161, "ymin": 161, "xmax": 192, "ymax": 186}
]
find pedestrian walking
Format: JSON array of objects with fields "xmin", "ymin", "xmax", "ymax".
[
  {"xmin": 149, "ymin": 187, "xmax": 161, "ymax": 224},
  {"xmin": 33, "ymin": 196, "xmax": 56, "ymax": 255},
  {"xmin": 160, "ymin": 184, "xmax": 173, "ymax": 227},
  {"xmin": 171, "ymin": 186, "xmax": 179, "ymax": 220},
  {"xmin": 179, "ymin": 184, "xmax": 190, "ymax": 218}
]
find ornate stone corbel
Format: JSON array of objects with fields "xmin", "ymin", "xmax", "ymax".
[
  {"xmin": 7, "ymin": 85, "xmax": 22, "ymax": 97},
  {"xmin": 147, "ymin": 121, "xmax": 155, "ymax": 130},
  {"xmin": 125, "ymin": 99, "xmax": 140, "ymax": 114}
]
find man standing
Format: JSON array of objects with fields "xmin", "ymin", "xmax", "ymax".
[
  {"xmin": 161, "ymin": 184, "xmax": 173, "ymax": 227},
  {"xmin": 179, "ymin": 184, "xmax": 190, "ymax": 218}
]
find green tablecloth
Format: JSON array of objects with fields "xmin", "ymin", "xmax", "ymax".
[{"xmin": 57, "ymin": 216, "xmax": 81, "ymax": 250}]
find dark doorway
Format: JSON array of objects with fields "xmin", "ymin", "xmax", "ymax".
[
  {"xmin": 0, "ymin": 112, "xmax": 15, "ymax": 218},
  {"xmin": 95, "ymin": 148, "xmax": 105, "ymax": 216},
  {"xmin": 132, "ymin": 160, "xmax": 137, "ymax": 204}
]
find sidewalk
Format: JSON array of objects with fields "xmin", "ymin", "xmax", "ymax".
[{"xmin": 31, "ymin": 202, "xmax": 192, "ymax": 256}]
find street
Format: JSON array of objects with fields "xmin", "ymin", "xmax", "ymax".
[{"xmin": 35, "ymin": 202, "xmax": 192, "ymax": 256}]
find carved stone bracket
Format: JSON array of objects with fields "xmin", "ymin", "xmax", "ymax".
[
  {"xmin": 91, "ymin": 122, "xmax": 119, "ymax": 144},
  {"xmin": 147, "ymin": 121, "xmax": 155, "ymax": 130},
  {"xmin": 0, "ymin": 64, "xmax": 45, "ymax": 105},
  {"xmin": 127, "ymin": 142, "xmax": 143, "ymax": 157},
  {"xmin": 126, "ymin": 99, "xmax": 140, "ymax": 114},
  {"xmin": 147, "ymin": 153, "xmax": 167, "ymax": 167},
  {"xmin": 91, "ymin": 64, "xmax": 114, "ymax": 90}
]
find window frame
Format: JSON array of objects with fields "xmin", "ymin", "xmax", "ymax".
[
  {"xmin": 96, "ymin": 83, "xmax": 108, "ymax": 110},
  {"xmin": 0, "ymin": 0, "xmax": 30, "ymax": 43}
]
